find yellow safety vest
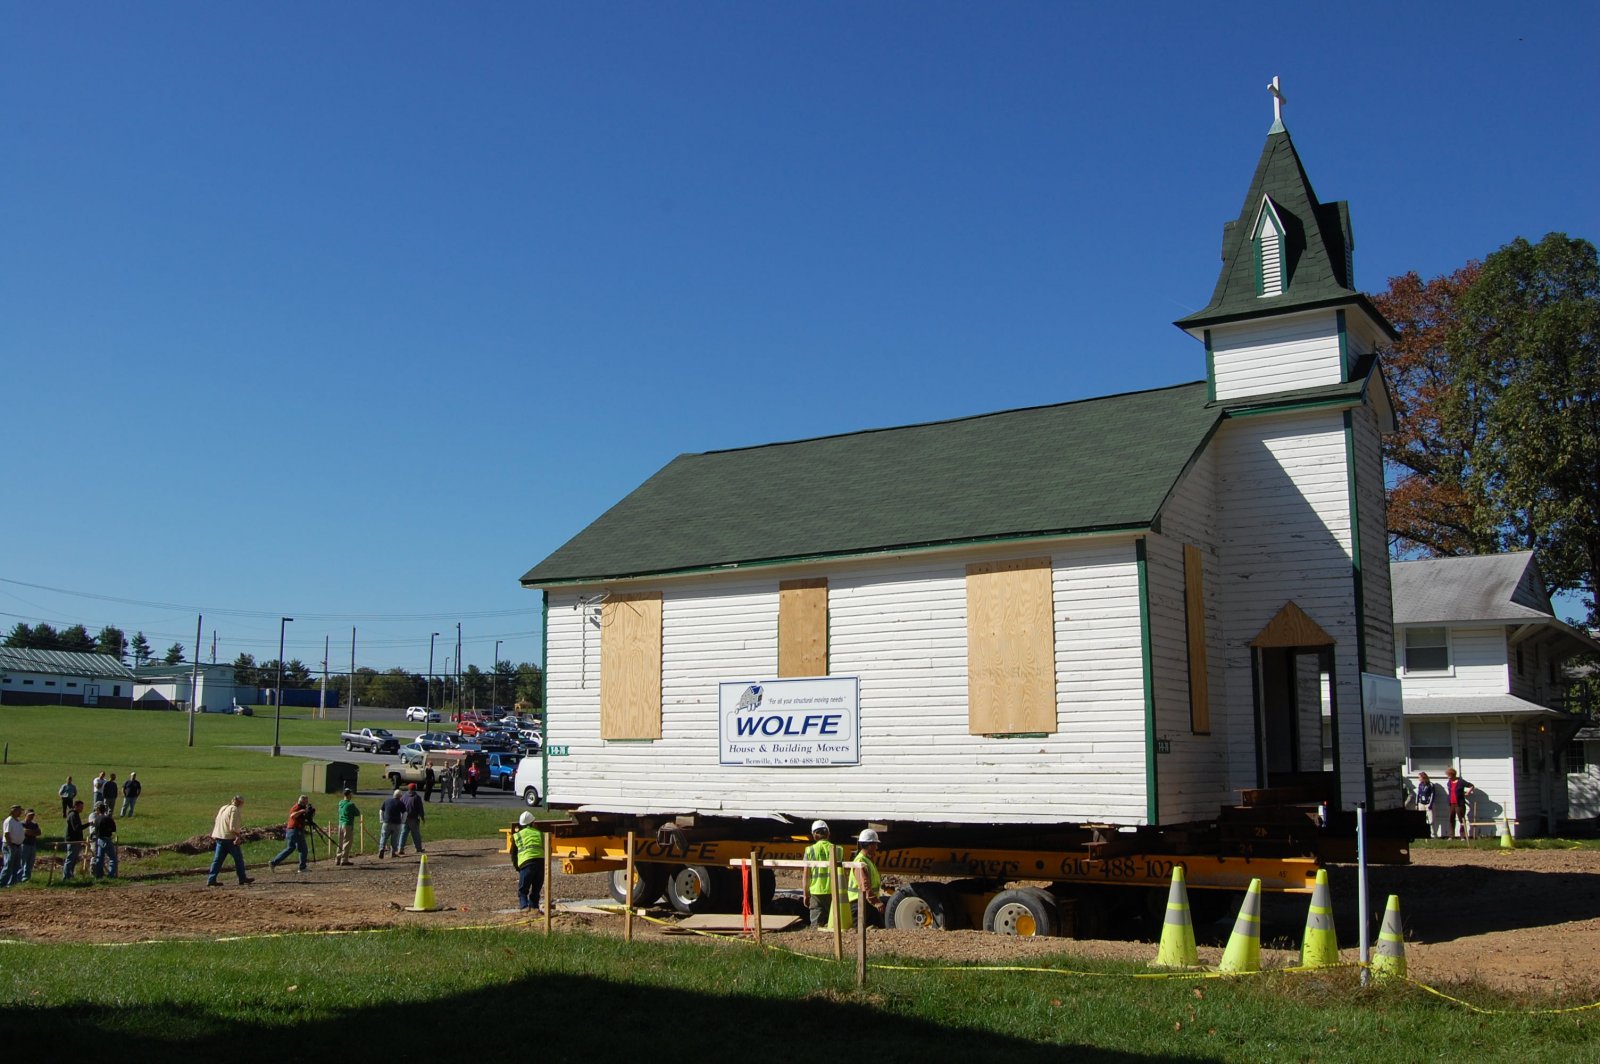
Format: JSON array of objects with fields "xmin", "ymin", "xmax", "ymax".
[
  {"xmin": 845, "ymin": 849, "xmax": 881, "ymax": 902},
  {"xmin": 804, "ymin": 839, "xmax": 838, "ymax": 895},
  {"xmin": 514, "ymin": 825, "xmax": 544, "ymax": 869}
]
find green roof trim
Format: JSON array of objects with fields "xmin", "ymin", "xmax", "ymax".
[
  {"xmin": 1175, "ymin": 128, "xmax": 1395, "ymax": 340},
  {"xmin": 522, "ymin": 383, "xmax": 1220, "ymax": 587}
]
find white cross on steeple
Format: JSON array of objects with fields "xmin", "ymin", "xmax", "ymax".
[{"xmin": 1268, "ymin": 76, "xmax": 1287, "ymax": 132}]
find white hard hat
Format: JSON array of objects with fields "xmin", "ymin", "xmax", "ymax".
[
  {"xmin": 518, "ymin": 812, "xmax": 536, "ymax": 827},
  {"xmin": 858, "ymin": 829, "xmax": 880, "ymax": 845},
  {"xmin": 810, "ymin": 819, "xmax": 829, "ymax": 834}
]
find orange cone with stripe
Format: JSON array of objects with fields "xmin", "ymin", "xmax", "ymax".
[
  {"xmin": 1299, "ymin": 868, "xmax": 1338, "ymax": 968},
  {"xmin": 1218, "ymin": 878, "xmax": 1262, "ymax": 974},
  {"xmin": 1151, "ymin": 866, "xmax": 1198, "ymax": 968},
  {"xmin": 405, "ymin": 853, "xmax": 440, "ymax": 912}
]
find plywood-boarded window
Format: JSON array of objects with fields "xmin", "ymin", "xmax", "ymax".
[
  {"xmin": 600, "ymin": 591, "xmax": 662, "ymax": 740},
  {"xmin": 966, "ymin": 558, "xmax": 1057, "ymax": 735},
  {"xmin": 1184, "ymin": 544, "xmax": 1211, "ymax": 735},
  {"xmin": 779, "ymin": 578, "xmax": 828, "ymax": 677}
]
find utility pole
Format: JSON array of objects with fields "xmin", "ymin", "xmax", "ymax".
[
  {"xmin": 492, "ymin": 639, "xmax": 503, "ymax": 710},
  {"xmin": 187, "ymin": 614, "xmax": 202, "ymax": 747},
  {"xmin": 348, "ymin": 627, "xmax": 356, "ymax": 732},
  {"xmin": 273, "ymin": 617, "xmax": 293, "ymax": 757},
  {"xmin": 320, "ymin": 634, "xmax": 329, "ymax": 719}
]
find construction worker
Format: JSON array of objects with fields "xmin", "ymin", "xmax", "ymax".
[
  {"xmin": 511, "ymin": 811, "xmax": 546, "ymax": 912},
  {"xmin": 803, "ymin": 819, "xmax": 842, "ymax": 930},
  {"xmin": 846, "ymin": 828, "xmax": 887, "ymax": 928}
]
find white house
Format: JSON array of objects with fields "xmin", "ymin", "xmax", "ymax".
[
  {"xmin": 521, "ymin": 104, "xmax": 1406, "ymax": 833},
  {"xmin": 1393, "ymin": 552, "xmax": 1600, "ymax": 836},
  {"xmin": 133, "ymin": 662, "xmax": 254, "ymax": 713},
  {"xmin": 0, "ymin": 647, "xmax": 135, "ymax": 707}
]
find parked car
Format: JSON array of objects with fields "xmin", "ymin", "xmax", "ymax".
[
  {"xmin": 513, "ymin": 756, "xmax": 542, "ymax": 806},
  {"xmin": 457, "ymin": 719, "xmax": 486, "ymax": 738},
  {"xmin": 397, "ymin": 742, "xmax": 426, "ymax": 767},
  {"xmin": 414, "ymin": 732, "xmax": 458, "ymax": 751},
  {"xmin": 405, "ymin": 706, "xmax": 440, "ymax": 723},
  {"xmin": 485, "ymin": 752, "xmax": 522, "ymax": 789},
  {"xmin": 341, "ymin": 727, "xmax": 400, "ymax": 754}
]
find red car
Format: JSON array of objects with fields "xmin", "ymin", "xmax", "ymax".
[{"xmin": 457, "ymin": 719, "xmax": 486, "ymax": 738}]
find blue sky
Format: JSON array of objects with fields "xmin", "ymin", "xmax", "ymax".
[{"xmin": 4, "ymin": 3, "xmax": 1596, "ymax": 672}]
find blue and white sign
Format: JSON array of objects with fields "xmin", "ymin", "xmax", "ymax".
[{"xmin": 719, "ymin": 676, "xmax": 859, "ymax": 767}]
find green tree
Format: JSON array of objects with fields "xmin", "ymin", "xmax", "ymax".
[
  {"xmin": 231, "ymin": 653, "xmax": 258, "ymax": 688},
  {"xmin": 130, "ymin": 632, "xmax": 152, "ymax": 666},
  {"xmin": 96, "ymin": 626, "xmax": 128, "ymax": 662},
  {"xmin": 365, "ymin": 668, "xmax": 422, "ymax": 708},
  {"xmin": 514, "ymin": 662, "xmax": 544, "ymax": 709},
  {"xmin": 163, "ymin": 643, "xmax": 186, "ymax": 665},
  {"xmin": 58, "ymin": 624, "xmax": 96, "ymax": 652},
  {"xmin": 4, "ymin": 623, "xmax": 33, "ymax": 648},
  {"xmin": 1449, "ymin": 233, "xmax": 1600, "ymax": 623}
]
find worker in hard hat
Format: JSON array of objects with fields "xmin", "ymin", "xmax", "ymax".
[
  {"xmin": 846, "ymin": 828, "xmax": 887, "ymax": 928},
  {"xmin": 803, "ymin": 819, "xmax": 842, "ymax": 930},
  {"xmin": 511, "ymin": 811, "xmax": 546, "ymax": 913}
]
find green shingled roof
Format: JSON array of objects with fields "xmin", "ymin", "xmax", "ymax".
[
  {"xmin": 1175, "ymin": 127, "xmax": 1392, "ymax": 335},
  {"xmin": 521, "ymin": 382, "xmax": 1220, "ymax": 586}
]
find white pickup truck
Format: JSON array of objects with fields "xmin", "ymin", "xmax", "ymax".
[{"xmin": 340, "ymin": 727, "xmax": 400, "ymax": 754}]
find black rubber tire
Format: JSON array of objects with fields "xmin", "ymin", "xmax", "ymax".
[
  {"xmin": 388, "ymin": 773, "xmax": 402, "ymax": 789},
  {"xmin": 344, "ymin": 741, "xmax": 353, "ymax": 752},
  {"xmin": 608, "ymin": 863, "xmax": 668, "ymax": 907},
  {"xmin": 666, "ymin": 864, "xmax": 719, "ymax": 915},
  {"xmin": 885, "ymin": 883, "xmax": 963, "ymax": 930},
  {"xmin": 522, "ymin": 785, "xmax": 541, "ymax": 807},
  {"xmin": 982, "ymin": 887, "xmax": 1058, "ymax": 937}
]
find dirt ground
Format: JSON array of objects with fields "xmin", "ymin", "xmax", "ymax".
[{"xmin": 2, "ymin": 841, "xmax": 1596, "ymax": 996}]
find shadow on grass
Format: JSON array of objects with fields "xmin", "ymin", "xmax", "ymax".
[{"xmin": 6, "ymin": 970, "xmax": 1212, "ymax": 1063}]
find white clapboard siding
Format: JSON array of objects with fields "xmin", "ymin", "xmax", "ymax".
[
  {"xmin": 1210, "ymin": 311, "xmax": 1344, "ymax": 401},
  {"xmin": 1400, "ymin": 626, "xmax": 1509, "ymax": 697},
  {"xmin": 1145, "ymin": 445, "xmax": 1229, "ymax": 821},
  {"xmin": 1210, "ymin": 410, "xmax": 1364, "ymax": 806},
  {"xmin": 544, "ymin": 540, "xmax": 1151, "ymax": 825},
  {"xmin": 1458, "ymin": 721, "xmax": 1516, "ymax": 827},
  {"xmin": 1350, "ymin": 405, "xmax": 1396, "ymax": 673}
]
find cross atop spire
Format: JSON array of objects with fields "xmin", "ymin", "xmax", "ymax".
[{"xmin": 1267, "ymin": 76, "xmax": 1287, "ymax": 133}]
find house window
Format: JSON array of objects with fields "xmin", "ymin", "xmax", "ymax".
[
  {"xmin": 23, "ymin": 680, "xmax": 34, "ymax": 685},
  {"xmin": 1516, "ymin": 646, "xmax": 1524, "ymax": 675},
  {"xmin": 966, "ymin": 558, "xmax": 1057, "ymax": 736},
  {"xmin": 1254, "ymin": 199, "xmax": 1286, "ymax": 297},
  {"xmin": 1563, "ymin": 743, "xmax": 1592, "ymax": 775},
  {"xmin": 1403, "ymin": 627, "xmax": 1450, "ymax": 674},
  {"xmin": 67, "ymin": 682, "xmax": 77, "ymax": 688},
  {"xmin": 600, "ymin": 591, "xmax": 663, "ymax": 741},
  {"xmin": 1407, "ymin": 720, "xmax": 1454, "ymax": 774},
  {"xmin": 45, "ymin": 680, "xmax": 56, "ymax": 687},
  {"xmin": 778, "ymin": 578, "xmax": 828, "ymax": 678}
]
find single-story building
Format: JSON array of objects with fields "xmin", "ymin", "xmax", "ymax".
[
  {"xmin": 0, "ymin": 647, "xmax": 136, "ymax": 708},
  {"xmin": 133, "ymin": 662, "xmax": 257, "ymax": 712}
]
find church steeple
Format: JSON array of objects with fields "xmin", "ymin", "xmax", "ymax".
[{"xmin": 1176, "ymin": 79, "xmax": 1396, "ymax": 401}]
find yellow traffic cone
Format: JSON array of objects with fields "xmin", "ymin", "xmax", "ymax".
[
  {"xmin": 1217, "ymin": 878, "xmax": 1262, "ymax": 974},
  {"xmin": 1151, "ymin": 866, "xmax": 1198, "ymax": 968},
  {"xmin": 1371, "ymin": 894, "xmax": 1406, "ymax": 982},
  {"xmin": 1500, "ymin": 818, "xmax": 1516, "ymax": 849},
  {"xmin": 405, "ymin": 853, "xmax": 440, "ymax": 912},
  {"xmin": 1299, "ymin": 868, "xmax": 1339, "ymax": 969}
]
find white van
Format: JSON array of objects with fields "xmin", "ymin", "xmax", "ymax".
[{"xmin": 512, "ymin": 757, "xmax": 543, "ymax": 807}]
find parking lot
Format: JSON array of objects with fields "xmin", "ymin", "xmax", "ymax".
[{"xmin": 240, "ymin": 743, "xmax": 533, "ymax": 808}]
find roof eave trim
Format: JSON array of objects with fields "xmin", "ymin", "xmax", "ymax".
[
  {"xmin": 1176, "ymin": 293, "xmax": 1398, "ymax": 341},
  {"xmin": 521, "ymin": 523, "xmax": 1154, "ymax": 589}
]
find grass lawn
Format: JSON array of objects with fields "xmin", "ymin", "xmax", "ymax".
[
  {"xmin": 1, "ymin": 927, "xmax": 1595, "ymax": 1062},
  {"xmin": 0, "ymin": 704, "xmax": 530, "ymax": 872}
]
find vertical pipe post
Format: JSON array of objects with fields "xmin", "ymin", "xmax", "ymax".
[
  {"xmin": 856, "ymin": 878, "xmax": 868, "ymax": 988},
  {"xmin": 1357, "ymin": 802, "xmax": 1370, "ymax": 987},
  {"xmin": 188, "ymin": 614, "xmax": 202, "ymax": 746},
  {"xmin": 830, "ymin": 847, "xmax": 842, "ymax": 962},
  {"xmin": 542, "ymin": 830, "xmax": 553, "ymax": 936},
  {"xmin": 750, "ymin": 849, "xmax": 763, "ymax": 946},
  {"xmin": 625, "ymin": 829, "xmax": 636, "ymax": 942}
]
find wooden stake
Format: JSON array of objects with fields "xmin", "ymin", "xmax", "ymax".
[
  {"xmin": 750, "ymin": 848, "xmax": 763, "ymax": 946},
  {"xmin": 625, "ymin": 829, "xmax": 636, "ymax": 943},
  {"xmin": 830, "ymin": 846, "xmax": 843, "ymax": 961},
  {"xmin": 543, "ymin": 830, "xmax": 553, "ymax": 936},
  {"xmin": 856, "ymin": 885, "xmax": 868, "ymax": 989}
]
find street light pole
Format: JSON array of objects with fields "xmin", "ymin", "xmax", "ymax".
[
  {"xmin": 455, "ymin": 622, "xmax": 462, "ymax": 715},
  {"xmin": 273, "ymin": 616, "xmax": 293, "ymax": 757},
  {"xmin": 492, "ymin": 639, "xmax": 503, "ymax": 710},
  {"xmin": 444, "ymin": 657, "xmax": 453, "ymax": 713},
  {"xmin": 427, "ymin": 632, "xmax": 439, "ymax": 712}
]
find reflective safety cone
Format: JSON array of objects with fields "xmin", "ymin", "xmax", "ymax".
[
  {"xmin": 1299, "ymin": 868, "xmax": 1339, "ymax": 969},
  {"xmin": 1371, "ymin": 894, "xmax": 1406, "ymax": 982},
  {"xmin": 1151, "ymin": 866, "xmax": 1198, "ymax": 968},
  {"xmin": 1500, "ymin": 819, "xmax": 1516, "ymax": 849},
  {"xmin": 1217, "ymin": 878, "xmax": 1263, "ymax": 974},
  {"xmin": 405, "ymin": 854, "xmax": 440, "ymax": 912}
]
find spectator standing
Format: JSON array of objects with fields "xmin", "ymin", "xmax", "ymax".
[
  {"xmin": 335, "ymin": 789, "xmax": 360, "ymax": 866},
  {"xmin": 62, "ymin": 800, "xmax": 87, "ymax": 881},
  {"xmin": 103, "ymin": 774, "xmax": 120, "ymax": 816},
  {"xmin": 423, "ymin": 766, "xmax": 436, "ymax": 803},
  {"xmin": 0, "ymin": 806, "xmax": 25, "ymax": 887},
  {"xmin": 58, "ymin": 776, "xmax": 77, "ymax": 818},
  {"xmin": 269, "ymin": 796, "xmax": 315, "ymax": 874},
  {"xmin": 90, "ymin": 802, "xmax": 118, "ymax": 878},
  {"xmin": 1414, "ymin": 772, "xmax": 1442, "ymax": 838},
  {"xmin": 19, "ymin": 810, "xmax": 40, "ymax": 882},
  {"xmin": 377, "ymin": 789, "xmax": 406, "ymax": 858},
  {"xmin": 511, "ymin": 811, "xmax": 545, "ymax": 912},
  {"xmin": 1444, "ymin": 768, "xmax": 1475, "ymax": 839},
  {"xmin": 120, "ymin": 773, "xmax": 143, "ymax": 816},
  {"xmin": 206, "ymin": 795, "xmax": 253, "ymax": 887},
  {"xmin": 439, "ymin": 765, "xmax": 456, "ymax": 804},
  {"xmin": 90, "ymin": 772, "xmax": 107, "ymax": 810},
  {"xmin": 400, "ymin": 784, "xmax": 425, "ymax": 855}
]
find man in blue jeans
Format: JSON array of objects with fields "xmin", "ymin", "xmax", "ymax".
[
  {"xmin": 207, "ymin": 794, "xmax": 254, "ymax": 886},
  {"xmin": 269, "ymin": 795, "xmax": 315, "ymax": 874},
  {"xmin": 0, "ymin": 805, "xmax": 24, "ymax": 887}
]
